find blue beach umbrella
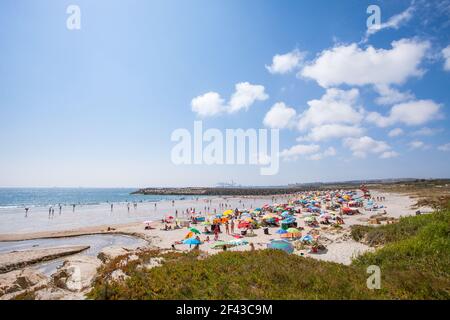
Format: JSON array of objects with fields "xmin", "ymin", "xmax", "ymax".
[
  {"xmin": 183, "ymin": 238, "xmax": 201, "ymax": 245},
  {"xmin": 276, "ymin": 229, "xmax": 288, "ymax": 234},
  {"xmin": 267, "ymin": 240, "xmax": 294, "ymax": 254},
  {"xmin": 281, "ymin": 217, "xmax": 296, "ymax": 224}
]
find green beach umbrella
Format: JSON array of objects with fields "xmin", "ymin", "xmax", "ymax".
[{"xmin": 189, "ymin": 227, "xmax": 201, "ymax": 234}]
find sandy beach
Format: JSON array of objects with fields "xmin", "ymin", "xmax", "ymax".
[
  {"xmin": 0, "ymin": 189, "xmax": 434, "ymax": 299},
  {"xmin": 0, "ymin": 190, "xmax": 431, "ymax": 262}
]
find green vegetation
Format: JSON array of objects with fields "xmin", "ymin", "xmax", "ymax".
[{"xmin": 88, "ymin": 209, "xmax": 450, "ymax": 300}]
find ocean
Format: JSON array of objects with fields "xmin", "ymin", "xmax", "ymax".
[{"xmin": 0, "ymin": 188, "xmax": 186, "ymax": 209}]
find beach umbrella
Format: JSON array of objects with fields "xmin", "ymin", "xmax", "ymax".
[
  {"xmin": 276, "ymin": 229, "xmax": 287, "ymax": 234},
  {"xmin": 267, "ymin": 240, "xmax": 294, "ymax": 254},
  {"xmin": 301, "ymin": 234, "xmax": 314, "ymax": 243},
  {"xmin": 183, "ymin": 238, "xmax": 201, "ymax": 245},
  {"xmin": 238, "ymin": 221, "xmax": 250, "ymax": 229},
  {"xmin": 184, "ymin": 231, "xmax": 194, "ymax": 239},
  {"xmin": 281, "ymin": 211, "xmax": 290, "ymax": 218},
  {"xmin": 281, "ymin": 217, "xmax": 296, "ymax": 224},
  {"xmin": 223, "ymin": 209, "xmax": 234, "ymax": 216},
  {"xmin": 189, "ymin": 227, "xmax": 201, "ymax": 234},
  {"xmin": 304, "ymin": 216, "xmax": 316, "ymax": 222},
  {"xmin": 286, "ymin": 228, "xmax": 300, "ymax": 233}
]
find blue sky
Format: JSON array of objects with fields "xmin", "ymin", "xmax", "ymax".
[{"xmin": 0, "ymin": 0, "xmax": 449, "ymax": 187}]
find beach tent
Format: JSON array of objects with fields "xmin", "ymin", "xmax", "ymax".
[{"xmin": 281, "ymin": 233, "xmax": 301, "ymax": 239}]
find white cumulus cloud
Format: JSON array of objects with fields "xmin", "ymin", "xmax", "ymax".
[
  {"xmin": 191, "ymin": 92, "xmax": 225, "ymax": 117},
  {"xmin": 263, "ymin": 102, "xmax": 297, "ymax": 129},
  {"xmin": 266, "ymin": 50, "xmax": 305, "ymax": 74},
  {"xmin": 408, "ymin": 140, "xmax": 428, "ymax": 150},
  {"xmin": 366, "ymin": 99, "xmax": 442, "ymax": 127},
  {"xmin": 374, "ymin": 84, "xmax": 415, "ymax": 106},
  {"xmin": 298, "ymin": 88, "xmax": 364, "ymax": 131},
  {"xmin": 380, "ymin": 151, "xmax": 400, "ymax": 159},
  {"xmin": 308, "ymin": 147, "xmax": 337, "ymax": 161},
  {"xmin": 443, "ymin": 45, "xmax": 450, "ymax": 71},
  {"xmin": 300, "ymin": 39, "xmax": 430, "ymax": 88},
  {"xmin": 280, "ymin": 144, "xmax": 321, "ymax": 160},
  {"xmin": 388, "ymin": 128, "xmax": 404, "ymax": 137},
  {"xmin": 438, "ymin": 143, "xmax": 450, "ymax": 152},
  {"xmin": 343, "ymin": 136, "xmax": 391, "ymax": 158},
  {"xmin": 228, "ymin": 82, "xmax": 269, "ymax": 113},
  {"xmin": 191, "ymin": 82, "xmax": 268, "ymax": 117},
  {"xmin": 365, "ymin": 5, "xmax": 415, "ymax": 40},
  {"xmin": 299, "ymin": 124, "xmax": 364, "ymax": 142}
]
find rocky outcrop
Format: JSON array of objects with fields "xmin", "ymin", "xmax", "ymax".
[
  {"xmin": 97, "ymin": 246, "xmax": 131, "ymax": 263},
  {"xmin": 52, "ymin": 256, "xmax": 101, "ymax": 292},
  {"xmin": 0, "ymin": 268, "xmax": 47, "ymax": 298}
]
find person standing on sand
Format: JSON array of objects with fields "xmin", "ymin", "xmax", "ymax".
[
  {"xmin": 72, "ymin": 204, "xmax": 76, "ymax": 212},
  {"xmin": 214, "ymin": 224, "xmax": 219, "ymax": 241},
  {"xmin": 127, "ymin": 203, "xmax": 130, "ymax": 212},
  {"xmin": 59, "ymin": 204, "xmax": 62, "ymax": 215},
  {"xmin": 230, "ymin": 219, "xmax": 235, "ymax": 234},
  {"xmin": 111, "ymin": 203, "xmax": 114, "ymax": 212},
  {"xmin": 154, "ymin": 203, "xmax": 157, "ymax": 210},
  {"xmin": 25, "ymin": 207, "xmax": 29, "ymax": 217},
  {"xmin": 225, "ymin": 221, "xmax": 230, "ymax": 235},
  {"xmin": 48, "ymin": 206, "xmax": 52, "ymax": 218}
]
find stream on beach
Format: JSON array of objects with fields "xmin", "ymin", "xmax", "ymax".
[{"xmin": 0, "ymin": 234, "xmax": 148, "ymax": 276}]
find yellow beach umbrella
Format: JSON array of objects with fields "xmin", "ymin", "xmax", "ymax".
[{"xmin": 223, "ymin": 209, "xmax": 234, "ymax": 216}]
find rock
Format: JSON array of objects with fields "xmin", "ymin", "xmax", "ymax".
[
  {"xmin": 110, "ymin": 269, "xmax": 129, "ymax": 282},
  {"xmin": 0, "ymin": 268, "xmax": 47, "ymax": 297},
  {"xmin": 97, "ymin": 246, "xmax": 130, "ymax": 263},
  {"xmin": 144, "ymin": 257, "xmax": 164, "ymax": 269},
  {"xmin": 52, "ymin": 256, "xmax": 101, "ymax": 292},
  {"xmin": 34, "ymin": 287, "xmax": 85, "ymax": 300}
]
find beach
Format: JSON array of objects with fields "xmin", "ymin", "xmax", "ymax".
[{"xmin": 0, "ymin": 189, "xmax": 433, "ymax": 299}]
